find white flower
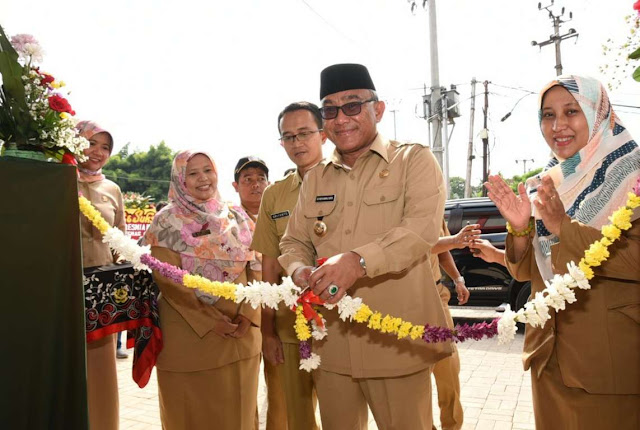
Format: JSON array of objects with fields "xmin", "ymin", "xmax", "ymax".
[
  {"xmin": 522, "ymin": 301, "xmax": 542, "ymax": 327},
  {"xmin": 543, "ymin": 285, "xmax": 566, "ymax": 311},
  {"xmin": 336, "ymin": 295, "xmax": 363, "ymax": 321},
  {"xmin": 311, "ymin": 317, "xmax": 327, "ymax": 340},
  {"xmin": 259, "ymin": 282, "xmax": 282, "ymax": 310},
  {"xmin": 279, "ymin": 277, "xmax": 301, "ymax": 308},
  {"xmin": 299, "ymin": 353, "xmax": 321, "ymax": 372},
  {"xmin": 566, "ymin": 261, "xmax": 590, "ymax": 290},
  {"xmin": 497, "ymin": 305, "xmax": 518, "ymax": 344},
  {"xmin": 533, "ymin": 292, "xmax": 551, "ymax": 325},
  {"xmin": 235, "ymin": 282, "xmax": 263, "ymax": 309}
]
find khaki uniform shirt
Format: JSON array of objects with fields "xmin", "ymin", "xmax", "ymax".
[
  {"xmin": 251, "ymin": 171, "xmax": 302, "ymax": 344},
  {"xmin": 78, "ymin": 179, "xmax": 125, "ymax": 268},
  {"xmin": 507, "ymin": 217, "xmax": 640, "ymax": 395},
  {"xmin": 279, "ymin": 134, "xmax": 453, "ymax": 378},
  {"xmin": 242, "ymin": 205, "xmax": 263, "ymax": 273}
]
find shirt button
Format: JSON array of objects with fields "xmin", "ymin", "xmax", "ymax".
[
  {"xmin": 345, "ymin": 229, "xmax": 351, "ymax": 235},
  {"xmin": 347, "ymin": 201, "xmax": 353, "ymax": 207},
  {"xmin": 380, "ymin": 196, "xmax": 386, "ymax": 202}
]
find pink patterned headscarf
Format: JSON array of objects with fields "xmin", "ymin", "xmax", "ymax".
[
  {"xmin": 76, "ymin": 120, "xmax": 114, "ymax": 183},
  {"xmin": 142, "ymin": 150, "xmax": 255, "ymax": 283}
]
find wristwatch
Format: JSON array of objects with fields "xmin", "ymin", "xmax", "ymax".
[
  {"xmin": 358, "ymin": 255, "xmax": 367, "ymax": 275},
  {"xmin": 454, "ymin": 276, "xmax": 465, "ymax": 285}
]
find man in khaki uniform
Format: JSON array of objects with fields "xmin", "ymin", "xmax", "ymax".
[
  {"xmin": 429, "ymin": 220, "xmax": 479, "ymax": 430},
  {"xmin": 279, "ymin": 63, "xmax": 452, "ymax": 430},
  {"xmin": 233, "ymin": 157, "xmax": 287, "ymax": 429},
  {"xmin": 251, "ymin": 101, "xmax": 326, "ymax": 430}
]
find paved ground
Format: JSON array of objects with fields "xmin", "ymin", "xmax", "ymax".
[{"xmin": 117, "ymin": 328, "xmax": 533, "ymax": 430}]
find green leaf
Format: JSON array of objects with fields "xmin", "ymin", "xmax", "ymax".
[
  {"xmin": 633, "ymin": 65, "xmax": 640, "ymax": 82},
  {"xmin": 629, "ymin": 47, "xmax": 640, "ymax": 60}
]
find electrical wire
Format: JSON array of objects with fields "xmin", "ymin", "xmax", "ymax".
[{"xmin": 105, "ymin": 175, "xmax": 170, "ymax": 183}]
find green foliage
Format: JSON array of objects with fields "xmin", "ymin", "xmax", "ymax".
[
  {"xmin": 448, "ymin": 176, "xmax": 484, "ymax": 199},
  {"xmin": 104, "ymin": 141, "xmax": 174, "ymax": 202},
  {"xmin": 505, "ymin": 167, "xmax": 543, "ymax": 192}
]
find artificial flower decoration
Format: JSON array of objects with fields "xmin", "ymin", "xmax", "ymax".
[{"xmin": 0, "ymin": 26, "xmax": 88, "ymax": 161}]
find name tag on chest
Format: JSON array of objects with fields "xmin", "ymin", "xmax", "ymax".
[
  {"xmin": 315, "ymin": 195, "xmax": 335, "ymax": 202},
  {"xmin": 270, "ymin": 211, "xmax": 290, "ymax": 220}
]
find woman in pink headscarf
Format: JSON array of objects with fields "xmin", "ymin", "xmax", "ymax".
[
  {"xmin": 142, "ymin": 150, "xmax": 261, "ymax": 430},
  {"xmin": 76, "ymin": 120, "xmax": 125, "ymax": 430}
]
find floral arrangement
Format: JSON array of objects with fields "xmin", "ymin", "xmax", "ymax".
[
  {"xmin": 123, "ymin": 192, "xmax": 155, "ymax": 210},
  {"xmin": 0, "ymin": 26, "xmax": 87, "ymax": 162},
  {"xmin": 78, "ymin": 178, "xmax": 640, "ymax": 370},
  {"xmin": 600, "ymin": 2, "xmax": 640, "ymax": 89},
  {"xmin": 497, "ymin": 186, "xmax": 640, "ymax": 342}
]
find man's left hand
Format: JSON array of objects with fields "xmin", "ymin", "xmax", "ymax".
[
  {"xmin": 308, "ymin": 252, "xmax": 365, "ymax": 304},
  {"xmin": 454, "ymin": 280, "xmax": 470, "ymax": 305}
]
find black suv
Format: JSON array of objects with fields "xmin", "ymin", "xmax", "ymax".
[{"xmin": 442, "ymin": 197, "xmax": 531, "ymax": 311}]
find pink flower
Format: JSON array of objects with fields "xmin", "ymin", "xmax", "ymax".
[
  {"xmin": 634, "ymin": 0, "xmax": 640, "ymax": 15},
  {"xmin": 634, "ymin": 176, "xmax": 640, "ymax": 196},
  {"xmin": 10, "ymin": 34, "xmax": 38, "ymax": 52}
]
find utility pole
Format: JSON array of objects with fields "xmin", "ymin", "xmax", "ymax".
[
  {"xmin": 427, "ymin": 0, "xmax": 443, "ymax": 169},
  {"xmin": 481, "ymin": 80, "xmax": 490, "ymax": 197},
  {"xmin": 390, "ymin": 108, "xmax": 398, "ymax": 140},
  {"xmin": 441, "ymin": 90, "xmax": 449, "ymax": 197},
  {"xmin": 464, "ymin": 78, "xmax": 477, "ymax": 198},
  {"xmin": 516, "ymin": 158, "xmax": 535, "ymax": 175},
  {"xmin": 532, "ymin": 1, "xmax": 578, "ymax": 76}
]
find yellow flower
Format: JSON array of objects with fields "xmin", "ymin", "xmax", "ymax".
[
  {"xmin": 397, "ymin": 322, "xmax": 413, "ymax": 339},
  {"xmin": 353, "ymin": 304, "xmax": 373, "ymax": 323},
  {"xmin": 52, "ymin": 80, "xmax": 66, "ymax": 88},
  {"xmin": 609, "ymin": 207, "xmax": 633, "ymax": 230},
  {"xmin": 59, "ymin": 112, "xmax": 70, "ymax": 120},
  {"xmin": 409, "ymin": 325, "xmax": 425, "ymax": 340},
  {"xmin": 183, "ymin": 274, "xmax": 237, "ymax": 301},
  {"xmin": 599, "ymin": 237, "xmax": 612, "ymax": 247},
  {"xmin": 584, "ymin": 241, "xmax": 610, "ymax": 267},
  {"xmin": 113, "ymin": 287, "xmax": 128, "ymax": 304},
  {"xmin": 380, "ymin": 316, "xmax": 402, "ymax": 334},
  {"xmin": 368, "ymin": 312, "xmax": 382, "ymax": 330},
  {"xmin": 294, "ymin": 306, "xmax": 311, "ymax": 341},
  {"xmin": 627, "ymin": 192, "xmax": 640, "ymax": 209},
  {"xmin": 579, "ymin": 259, "xmax": 594, "ymax": 280},
  {"xmin": 601, "ymin": 224, "xmax": 621, "ymax": 241}
]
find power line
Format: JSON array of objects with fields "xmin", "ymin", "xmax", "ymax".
[
  {"xmin": 491, "ymin": 83, "xmax": 536, "ymax": 94},
  {"xmin": 612, "ymin": 103, "xmax": 640, "ymax": 109}
]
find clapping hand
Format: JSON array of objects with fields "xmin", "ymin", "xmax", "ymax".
[{"xmin": 484, "ymin": 175, "xmax": 531, "ymax": 231}]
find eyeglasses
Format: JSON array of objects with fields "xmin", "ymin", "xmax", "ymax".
[
  {"xmin": 280, "ymin": 129, "xmax": 323, "ymax": 144},
  {"xmin": 319, "ymin": 99, "xmax": 377, "ymax": 120}
]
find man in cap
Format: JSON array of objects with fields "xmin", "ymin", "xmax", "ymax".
[
  {"xmin": 233, "ymin": 156, "xmax": 270, "ymax": 223},
  {"xmin": 279, "ymin": 64, "xmax": 452, "ymax": 429},
  {"xmin": 233, "ymin": 156, "xmax": 286, "ymax": 428},
  {"xmin": 251, "ymin": 101, "xmax": 326, "ymax": 430}
]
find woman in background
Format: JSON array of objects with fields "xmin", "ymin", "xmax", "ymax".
[{"xmin": 77, "ymin": 120, "xmax": 124, "ymax": 430}]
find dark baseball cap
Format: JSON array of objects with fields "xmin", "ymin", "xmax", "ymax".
[{"xmin": 234, "ymin": 156, "xmax": 269, "ymax": 182}]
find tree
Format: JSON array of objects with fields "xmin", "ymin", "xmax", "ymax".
[
  {"xmin": 505, "ymin": 167, "xmax": 543, "ymax": 192},
  {"xmin": 103, "ymin": 141, "xmax": 174, "ymax": 202},
  {"xmin": 449, "ymin": 176, "xmax": 484, "ymax": 199}
]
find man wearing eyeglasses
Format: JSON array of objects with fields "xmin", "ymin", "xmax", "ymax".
[
  {"xmin": 279, "ymin": 64, "xmax": 452, "ymax": 430},
  {"xmin": 251, "ymin": 102, "xmax": 326, "ymax": 430}
]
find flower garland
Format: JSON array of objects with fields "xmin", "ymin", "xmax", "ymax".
[
  {"xmin": 78, "ymin": 183, "xmax": 639, "ymax": 370},
  {"xmin": 78, "ymin": 195, "xmax": 501, "ymax": 372},
  {"xmin": 497, "ymin": 189, "xmax": 640, "ymax": 343}
]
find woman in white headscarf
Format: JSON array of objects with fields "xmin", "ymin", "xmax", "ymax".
[{"xmin": 485, "ymin": 76, "xmax": 640, "ymax": 430}]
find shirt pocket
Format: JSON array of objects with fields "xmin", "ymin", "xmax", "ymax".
[
  {"xmin": 303, "ymin": 199, "xmax": 338, "ymax": 243},
  {"xmin": 274, "ymin": 215, "xmax": 291, "ymax": 239},
  {"xmin": 362, "ymin": 185, "xmax": 403, "ymax": 235}
]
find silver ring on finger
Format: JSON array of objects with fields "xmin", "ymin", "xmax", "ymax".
[{"xmin": 328, "ymin": 284, "xmax": 339, "ymax": 296}]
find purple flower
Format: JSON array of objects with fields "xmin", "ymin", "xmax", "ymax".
[
  {"xmin": 422, "ymin": 324, "xmax": 453, "ymax": 343},
  {"xmin": 420, "ymin": 319, "xmax": 499, "ymax": 344},
  {"xmin": 141, "ymin": 253, "xmax": 188, "ymax": 284},
  {"xmin": 299, "ymin": 341, "xmax": 312, "ymax": 360}
]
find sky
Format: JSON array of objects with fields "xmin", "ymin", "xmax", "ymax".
[{"xmin": 1, "ymin": 0, "xmax": 638, "ymax": 202}]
